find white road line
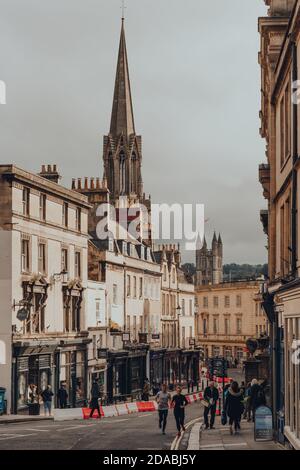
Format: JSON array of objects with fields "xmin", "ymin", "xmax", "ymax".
[
  {"xmin": 22, "ymin": 428, "xmax": 49, "ymax": 432},
  {"xmin": 224, "ymin": 442, "xmax": 248, "ymax": 448},
  {"xmin": 199, "ymin": 444, "xmax": 225, "ymax": 449},
  {"xmin": 137, "ymin": 414, "xmax": 152, "ymax": 418},
  {"xmin": 0, "ymin": 433, "xmax": 37, "ymax": 441},
  {"xmin": 57, "ymin": 424, "xmax": 97, "ymax": 431}
]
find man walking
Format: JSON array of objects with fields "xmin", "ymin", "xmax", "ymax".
[
  {"xmin": 89, "ymin": 380, "xmax": 101, "ymax": 419},
  {"xmin": 203, "ymin": 381, "xmax": 219, "ymax": 429},
  {"xmin": 57, "ymin": 382, "xmax": 68, "ymax": 409},
  {"xmin": 156, "ymin": 384, "xmax": 171, "ymax": 435}
]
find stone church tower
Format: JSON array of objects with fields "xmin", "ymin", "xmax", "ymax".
[
  {"xmin": 103, "ymin": 19, "xmax": 146, "ymax": 206},
  {"xmin": 195, "ymin": 232, "xmax": 223, "ymax": 286}
]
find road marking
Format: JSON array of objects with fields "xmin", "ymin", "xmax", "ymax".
[
  {"xmin": 58, "ymin": 424, "xmax": 97, "ymax": 431},
  {"xmin": 171, "ymin": 418, "xmax": 202, "ymax": 450},
  {"xmin": 22, "ymin": 428, "xmax": 49, "ymax": 432},
  {"xmin": 199, "ymin": 444, "xmax": 225, "ymax": 449},
  {"xmin": 137, "ymin": 414, "xmax": 152, "ymax": 418},
  {"xmin": 224, "ymin": 442, "xmax": 248, "ymax": 448},
  {"xmin": 0, "ymin": 433, "xmax": 37, "ymax": 441}
]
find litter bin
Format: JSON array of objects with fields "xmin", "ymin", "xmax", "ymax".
[
  {"xmin": 0, "ymin": 388, "xmax": 6, "ymax": 415},
  {"xmin": 28, "ymin": 403, "xmax": 40, "ymax": 415}
]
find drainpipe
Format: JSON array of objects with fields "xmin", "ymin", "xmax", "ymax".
[{"xmin": 292, "ymin": 41, "xmax": 298, "ymax": 276}]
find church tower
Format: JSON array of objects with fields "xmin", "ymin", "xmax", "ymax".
[
  {"xmin": 103, "ymin": 19, "xmax": 144, "ymax": 205},
  {"xmin": 195, "ymin": 233, "xmax": 223, "ymax": 286}
]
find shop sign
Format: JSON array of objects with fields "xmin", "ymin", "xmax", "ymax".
[{"xmin": 254, "ymin": 406, "xmax": 273, "ymax": 441}]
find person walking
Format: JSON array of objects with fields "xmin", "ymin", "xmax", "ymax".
[
  {"xmin": 203, "ymin": 381, "xmax": 219, "ymax": 430},
  {"xmin": 172, "ymin": 386, "xmax": 188, "ymax": 438},
  {"xmin": 156, "ymin": 384, "xmax": 171, "ymax": 435},
  {"xmin": 89, "ymin": 380, "xmax": 101, "ymax": 419},
  {"xmin": 249, "ymin": 379, "xmax": 266, "ymax": 422},
  {"xmin": 57, "ymin": 383, "xmax": 68, "ymax": 409},
  {"xmin": 224, "ymin": 381, "xmax": 244, "ymax": 435},
  {"xmin": 141, "ymin": 379, "xmax": 150, "ymax": 401},
  {"xmin": 41, "ymin": 385, "xmax": 54, "ymax": 417},
  {"xmin": 242, "ymin": 382, "xmax": 252, "ymax": 421}
]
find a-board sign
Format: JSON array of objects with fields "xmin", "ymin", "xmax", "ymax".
[{"xmin": 254, "ymin": 405, "xmax": 273, "ymax": 442}]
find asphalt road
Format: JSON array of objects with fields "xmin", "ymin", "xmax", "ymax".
[{"xmin": 0, "ymin": 402, "xmax": 201, "ymax": 450}]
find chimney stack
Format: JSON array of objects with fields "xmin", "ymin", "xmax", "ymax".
[{"xmin": 39, "ymin": 164, "xmax": 61, "ymax": 184}]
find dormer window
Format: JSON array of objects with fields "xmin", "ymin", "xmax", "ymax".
[{"xmin": 122, "ymin": 241, "xmax": 127, "ymax": 255}]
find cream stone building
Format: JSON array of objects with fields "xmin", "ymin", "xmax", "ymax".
[
  {"xmin": 0, "ymin": 164, "xmax": 90, "ymax": 414},
  {"xmin": 258, "ymin": 0, "xmax": 300, "ymax": 449},
  {"xmin": 196, "ymin": 281, "xmax": 267, "ymax": 364}
]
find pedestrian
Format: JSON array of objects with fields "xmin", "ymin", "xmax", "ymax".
[
  {"xmin": 203, "ymin": 381, "xmax": 219, "ymax": 430},
  {"xmin": 171, "ymin": 386, "xmax": 188, "ymax": 438},
  {"xmin": 41, "ymin": 385, "xmax": 54, "ymax": 417},
  {"xmin": 249, "ymin": 379, "xmax": 266, "ymax": 422},
  {"xmin": 27, "ymin": 384, "xmax": 40, "ymax": 415},
  {"xmin": 243, "ymin": 382, "xmax": 252, "ymax": 421},
  {"xmin": 57, "ymin": 382, "xmax": 68, "ymax": 409},
  {"xmin": 224, "ymin": 381, "xmax": 244, "ymax": 435},
  {"xmin": 89, "ymin": 380, "xmax": 101, "ymax": 418},
  {"xmin": 142, "ymin": 379, "xmax": 150, "ymax": 401},
  {"xmin": 156, "ymin": 384, "xmax": 171, "ymax": 435}
]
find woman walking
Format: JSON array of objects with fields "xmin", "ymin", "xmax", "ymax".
[
  {"xmin": 224, "ymin": 381, "xmax": 244, "ymax": 435},
  {"xmin": 172, "ymin": 386, "xmax": 188, "ymax": 438}
]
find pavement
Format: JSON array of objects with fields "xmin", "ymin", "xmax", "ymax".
[{"xmin": 183, "ymin": 416, "xmax": 284, "ymax": 451}]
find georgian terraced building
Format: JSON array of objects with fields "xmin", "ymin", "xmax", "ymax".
[
  {"xmin": 258, "ymin": 0, "xmax": 300, "ymax": 448},
  {"xmin": 195, "ymin": 280, "xmax": 267, "ymax": 364},
  {"xmin": 0, "ymin": 164, "xmax": 91, "ymax": 413}
]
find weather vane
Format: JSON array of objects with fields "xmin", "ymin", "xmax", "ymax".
[{"xmin": 121, "ymin": 0, "xmax": 127, "ymax": 20}]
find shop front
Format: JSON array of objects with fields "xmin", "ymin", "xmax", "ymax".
[
  {"xmin": 106, "ymin": 346, "xmax": 148, "ymax": 403},
  {"xmin": 180, "ymin": 350, "xmax": 200, "ymax": 388},
  {"xmin": 164, "ymin": 349, "xmax": 181, "ymax": 390},
  {"xmin": 12, "ymin": 344, "xmax": 57, "ymax": 414},
  {"xmin": 58, "ymin": 344, "xmax": 88, "ymax": 408},
  {"xmin": 150, "ymin": 348, "xmax": 166, "ymax": 387}
]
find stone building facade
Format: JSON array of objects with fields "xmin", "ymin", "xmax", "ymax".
[
  {"xmin": 195, "ymin": 281, "xmax": 268, "ymax": 364},
  {"xmin": 0, "ymin": 164, "xmax": 90, "ymax": 413},
  {"xmin": 258, "ymin": 0, "xmax": 300, "ymax": 449}
]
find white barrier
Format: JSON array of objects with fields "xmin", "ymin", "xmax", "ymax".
[{"xmin": 54, "ymin": 393, "xmax": 203, "ymax": 422}]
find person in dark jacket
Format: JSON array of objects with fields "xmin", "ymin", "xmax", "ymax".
[
  {"xmin": 224, "ymin": 381, "xmax": 244, "ymax": 435},
  {"xmin": 57, "ymin": 383, "xmax": 68, "ymax": 409},
  {"xmin": 171, "ymin": 386, "xmax": 189, "ymax": 437},
  {"xmin": 89, "ymin": 380, "xmax": 101, "ymax": 418},
  {"xmin": 41, "ymin": 385, "xmax": 54, "ymax": 416},
  {"xmin": 249, "ymin": 379, "xmax": 266, "ymax": 422},
  {"xmin": 203, "ymin": 381, "xmax": 219, "ymax": 429}
]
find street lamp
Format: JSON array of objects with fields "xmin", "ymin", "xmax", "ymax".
[{"xmin": 176, "ymin": 304, "xmax": 182, "ymax": 348}]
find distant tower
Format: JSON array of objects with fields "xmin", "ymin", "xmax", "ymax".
[{"xmin": 196, "ymin": 233, "xmax": 223, "ymax": 286}]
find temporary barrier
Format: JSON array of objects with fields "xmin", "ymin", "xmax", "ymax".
[
  {"xmin": 136, "ymin": 401, "xmax": 156, "ymax": 412},
  {"xmin": 126, "ymin": 402, "xmax": 139, "ymax": 414},
  {"xmin": 82, "ymin": 407, "xmax": 103, "ymax": 419},
  {"xmin": 80, "ymin": 393, "xmax": 201, "ymax": 421},
  {"xmin": 116, "ymin": 403, "xmax": 129, "ymax": 416}
]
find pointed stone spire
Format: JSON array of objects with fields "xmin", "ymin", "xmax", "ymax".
[
  {"xmin": 218, "ymin": 233, "xmax": 222, "ymax": 245},
  {"xmin": 110, "ymin": 19, "xmax": 135, "ymax": 138}
]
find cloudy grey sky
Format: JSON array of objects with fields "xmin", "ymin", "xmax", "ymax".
[{"xmin": 0, "ymin": 0, "xmax": 267, "ymax": 264}]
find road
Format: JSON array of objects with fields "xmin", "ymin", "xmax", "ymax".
[{"xmin": 0, "ymin": 402, "xmax": 201, "ymax": 450}]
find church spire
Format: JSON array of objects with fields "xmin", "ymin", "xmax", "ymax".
[{"xmin": 110, "ymin": 19, "xmax": 135, "ymax": 138}]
